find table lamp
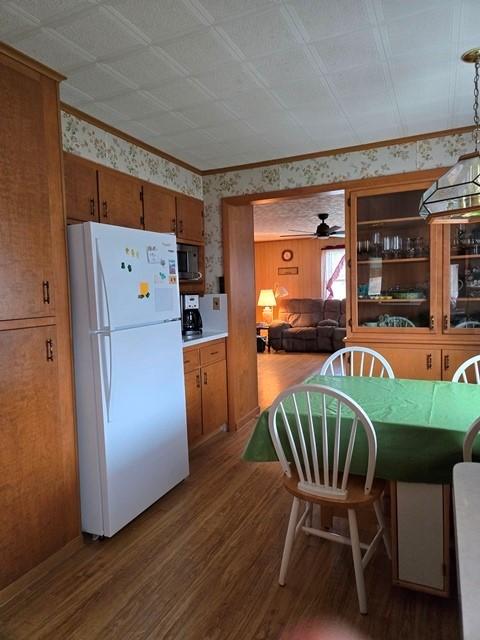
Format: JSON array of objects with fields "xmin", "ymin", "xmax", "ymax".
[{"xmin": 257, "ymin": 289, "xmax": 276, "ymax": 324}]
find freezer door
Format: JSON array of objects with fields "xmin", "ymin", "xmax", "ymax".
[
  {"xmin": 89, "ymin": 223, "xmax": 181, "ymax": 329},
  {"xmin": 96, "ymin": 320, "xmax": 189, "ymax": 537}
]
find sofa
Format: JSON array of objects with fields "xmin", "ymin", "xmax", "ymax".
[{"xmin": 268, "ymin": 298, "xmax": 346, "ymax": 353}]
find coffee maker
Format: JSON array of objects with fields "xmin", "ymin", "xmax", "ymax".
[{"xmin": 181, "ymin": 294, "xmax": 202, "ymax": 336}]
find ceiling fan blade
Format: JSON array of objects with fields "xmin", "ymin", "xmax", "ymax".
[
  {"xmin": 287, "ymin": 228, "xmax": 311, "ymax": 233},
  {"xmin": 330, "ymin": 230, "xmax": 345, "ymax": 236},
  {"xmin": 329, "ymin": 225, "xmax": 341, "ymax": 232},
  {"xmin": 279, "ymin": 233, "xmax": 315, "ymax": 237}
]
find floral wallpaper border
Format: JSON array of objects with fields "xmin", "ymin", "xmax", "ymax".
[
  {"xmin": 203, "ymin": 131, "xmax": 474, "ymax": 293},
  {"xmin": 61, "ymin": 111, "xmax": 202, "ymax": 200},
  {"xmin": 60, "ymin": 110, "xmax": 474, "ymax": 294}
]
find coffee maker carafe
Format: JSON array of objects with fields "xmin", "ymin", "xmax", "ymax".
[{"xmin": 182, "ymin": 294, "xmax": 202, "ymax": 336}]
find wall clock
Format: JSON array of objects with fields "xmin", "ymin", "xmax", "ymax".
[{"xmin": 281, "ymin": 249, "xmax": 293, "ymax": 262}]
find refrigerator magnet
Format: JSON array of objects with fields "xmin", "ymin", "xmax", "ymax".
[
  {"xmin": 138, "ymin": 282, "xmax": 150, "ymax": 299},
  {"xmin": 168, "ymin": 259, "xmax": 176, "ymax": 275},
  {"xmin": 168, "ymin": 275, "xmax": 177, "ymax": 285}
]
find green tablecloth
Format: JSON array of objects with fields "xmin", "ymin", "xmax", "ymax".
[{"xmin": 243, "ymin": 375, "xmax": 480, "ymax": 484}]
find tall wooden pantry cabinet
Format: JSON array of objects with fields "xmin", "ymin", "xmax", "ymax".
[{"xmin": 0, "ymin": 43, "xmax": 79, "ymax": 592}]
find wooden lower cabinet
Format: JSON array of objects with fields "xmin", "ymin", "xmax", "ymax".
[
  {"xmin": 441, "ymin": 347, "xmax": 480, "ymax": 381},
  {"xmin": 0, "ymin": 325, "xmax": 78, "ymax": 589},
  {"xmin": 183, "ymin": 339, "xmax": 228, "ymax": 446}
]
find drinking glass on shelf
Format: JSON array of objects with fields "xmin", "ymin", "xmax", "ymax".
[
  {"xmin": 392, "ymin": 235, "xmax": 403, "ymax": 258},
  {"xmin": 406, "ymin": 237, "xmax": 416, "ymax": 258},
  {"xmin": 414, "ymin": 237, "xmax": 426, "ymax": 257},
  {"xmin": 382, "ymin": 236, "xmax": 392, "ymax": 259}
]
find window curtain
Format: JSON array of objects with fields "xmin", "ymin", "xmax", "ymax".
[{"xmin": 322, "ymin": 248, "xmax": 345, "ymax": 299}]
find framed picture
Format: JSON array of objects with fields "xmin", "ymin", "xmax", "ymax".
[
  {"xmin": 281, "ymin": 249, "xmax": 294, "ymax": 262},
  {"xmin": 278, "ymin": 266, "xmax": 298, "ymax": 275}
]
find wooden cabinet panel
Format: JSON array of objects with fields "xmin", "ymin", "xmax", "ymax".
[
  {"xmin": 200, "ymin": 340, "xmax": 226, "ymax": 366},
  {"xmin": 368, "ymin": 345, "xmax": 442, "ymax": 380},
  {"xmin": 0, "ymin": 57, "xmax": 55, "ymax": 321},
  {"xmin": 143, "ymin": 183, "xmax": 176, "ymax": 233},
  {"xmin": 183, "ymin": 347, "xmax": 200, "ymax": 373},
  {"xmin": 64, "ymin": 153, "xmax": 98, "ymax": 223},
  {"xmin": 98, "ymin": 168, "xmax": 143, "ymax": 229},
  {"xmin": 0, "ymin": 326, "xmax": 75, "ymax": 588},
  {"xmin": 202, "ymin": 359, "xmax": 228, "ymax": 436},
  {"xmin": 184, "ymin": 369, "xmax": 203, "ymax": 445},
  {"xmin": 442, "ymin": 348, "xmax": 480, "ymax": 381},
  {"xmin": 176, "ymin": 196, "xmax": 203, "ymax": 243}
]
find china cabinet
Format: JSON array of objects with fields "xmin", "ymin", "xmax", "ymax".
[{"xmin": 346, "ymin": 171, "xmax": 480, "ymax": 380}]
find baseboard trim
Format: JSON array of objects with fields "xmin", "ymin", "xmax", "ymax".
[
  {"xmin": 235, "ymin": 405, "xmax": 260, "ymax": 431},
  {"xmin": 0, "ymin": 536, "xmax": 84, "ymax": 607}
]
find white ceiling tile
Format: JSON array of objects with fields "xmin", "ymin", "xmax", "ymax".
[
  {"xmin": 178, "ymin": 102, "xmax": 237, "ymax": 127},
  {"xmin": 161, "ymin": 129, "xmax": 216, "ymax": 150},
  {"xmin": 260, "ymin": 126, "xmax": 314, "ymax": 147},
  {"xmin": 10, "ymin": 0, "xmax": 93, "ymax": 22},
  {"xmin": 59, "ymin": 82, "xmax": 93, "ymax": 105},
  {"xmin": 380, "ymin": 0, "xmax": 451, "ymax": 23},
  {"xmin": 202, "ymin": 120, "xmax": 257, "ymax": 142},
  {"xmin": 79, "ymin": 101, "xmax": 126, "ymax": 123},
  {"xmin": 67, "ymin": 64, "xmax": 136, "ymax": 100},
  {"xmin": 217, "ymin": 7, "xmax": 300, "ymax": 58},
  {"xmin": 194, "ymin": 0, "xmax": 276, "ymax": 22},
  {"xmin": 222, "ymin": 87, "xmax": 283, "ymax": 118},
  {"xmin": 286, "ymin": 0, "xmax": 371, "ymax": 40},
  {"xmin": 104, "ymin": 47, "xmax": 184, "ymax": 87},
  {"xmin": 249, "ymin": 46, "xmax": 318, "ymax": 87},
  {"xmin": 312, "ymin": 29, "xmax": 382, "ymax": 73},
  {"xmin": 148, "ymin": 78, "xmax": 213, "ymax": 110},
  {"xmin": 13, "ymin": 28, "xmax": 94, "ymax": 71},
  {"xmin": 104, "ymin": 0, "xmax": 206, "ymax": 43},
  {"xmin": 384, "ymin": 6, "xmax": 454, "ymax": 57},
  {"xmin": 137, "ymin": 111, "xmax": 195, "ymax": 135},
  {"xmin": 54, "ymin": 6, "xmax": 144, "ymax": 59},
  {"xmin": 194, "ymin": 62, "xmax": 261, "ymax": 98},
  {"xmin": 327, "ymin": 63, "xmax": 388, "ymax": 98},
  {"xmin": 0, "ymin": 4, "xmax": 37, "ymax": 36},
  {"xmin": 116, "ymin": 120, "xmax": 158, "ymax": 141},
  {"xmin": 159, "ymin": 28, "xmax": 239, "ymax": 74},
  {"xmin": 100, "ymin": 91, "xmax": 165, "ymax": 119},
  {"xmin": 271, "ymin": 78, "xmax": 335, "ymax": 108},
  {"xmin": 460, "ymin": 0, "xmax": 480, "ymax": 42},
  {"xmin": 243, "ymin": 110, "xmax": 303, "ymax": 135}
]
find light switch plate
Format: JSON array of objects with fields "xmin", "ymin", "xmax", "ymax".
[{"xmin": 212, "ymin": 296, "xmax": 220, "ymax": 310}]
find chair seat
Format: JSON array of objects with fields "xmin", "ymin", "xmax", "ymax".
[{"xmin": 283, "ymin": 472, "xmax": 386, "ymax": 509}]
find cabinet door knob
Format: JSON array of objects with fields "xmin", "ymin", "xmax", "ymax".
[
  {"xmin": 203, "ymin": 371, "xmax": 207, "ymax": 384},
  {"xmin": 42, "ymin": 280, "xmax": 50, "ymax": 304},
  {"xmin": 443, "ymin": 315, "xmax": 449, "ymax": 331},
  {"xmin": 196, "ymin": 374, "xmax": 200, "ymax": 388},
  {"xmin": 426, "ymin": 353, "xmax": 432, "ymax": 370},
  {"xmin": 444, "ymin": 354, "xmax": 450, "ymax": 371},
  {"xmin": 90, "ymin": 198, "xmax": 95, "ymax": 217},
  {"xmin": 46, "ymin": 338, "xmax": 54, "ymax": 362},
  {"xmin": 178, "ymin": 219, "xmax": 183, "ymax": 233},
  {"xmin": 171, "ymin": 218, "xmax": 177, "ymax": 233},
  {"xmin": 429, "ymin": 315, "xmax": 435, "ymax": 331},
  {"xmin": 102, "ymin": 201, "xmax": 108, "ymax": 218}
]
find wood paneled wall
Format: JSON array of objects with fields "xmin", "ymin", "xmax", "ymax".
[{"xmin": 254, "ymin": 237, "xmax": 344, "ymax": 322}]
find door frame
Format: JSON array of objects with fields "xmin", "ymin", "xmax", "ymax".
[{"xmin": 221, "ymin": 168, "xmax": 447, "ymax": 430}]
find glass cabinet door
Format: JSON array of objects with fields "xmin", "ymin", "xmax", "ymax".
[
  {"xmin": 446, "ymin": 222, "xmax": 480, "ymax": 331},
  {"xmin": 353, "ymin": 188, "xmax": 433, "ymax": 330}
]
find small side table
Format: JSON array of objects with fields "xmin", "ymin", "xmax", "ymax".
[{"xmin": 256, "ymin": 322, "xmax": 270, "ymax": 353}]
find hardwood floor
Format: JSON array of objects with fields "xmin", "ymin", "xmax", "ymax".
[{"xmin": 0, "ymin": 353, "xmax": 459, "ymax": 640}]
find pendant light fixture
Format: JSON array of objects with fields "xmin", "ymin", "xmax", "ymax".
[{"xmin": 419, "ymin": 47, "xmax": 480, "ymax": 222}]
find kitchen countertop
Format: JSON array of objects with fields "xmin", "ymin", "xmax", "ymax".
[{"xmin": 182, "ymin": 330, "xmax": 228, "ymax": 347}]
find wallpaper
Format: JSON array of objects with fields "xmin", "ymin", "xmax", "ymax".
[
  {"xmin": 61, "ymin": 111, "xmax": 202, "ymax": 200},
  {"xmin": 203, "ymin": 132, "xmax": 472, "ymax": 293},
  {"xmin": 60, "ymin": 109, "xmax": 472, "ymax": 294}
]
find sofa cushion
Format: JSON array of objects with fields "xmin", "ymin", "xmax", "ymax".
[
  {"xmin": 323, "ymin": 298, "xmax": 342, "ymax": 321},
  {"xmin": 282, "ymin": 326, "xmax": 318, "ymax": 352},
  {"xmin": 317, "ymin": 319, "xmax": 338, "ymax": 327},
  {"xmin": 278, "ymin": 298, "xmax": 324, "ymax": 327}
]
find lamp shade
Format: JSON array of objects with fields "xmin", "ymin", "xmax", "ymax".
[{"xmin": 257, "ymin": 289, "xmax": 276, "ymax": 307}]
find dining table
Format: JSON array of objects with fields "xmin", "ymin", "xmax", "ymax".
[
  {"xmin": 243, "ymin": 373, "xmax": 480, "ymax": 597},
  {"xmin": 243, "ymin": 373, "xmax": 480, "ymax": 484}
]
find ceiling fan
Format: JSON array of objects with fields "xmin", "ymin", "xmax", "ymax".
[{"xmin": 280, "ymin": 213, "xmax": 345, "ymax": 239}]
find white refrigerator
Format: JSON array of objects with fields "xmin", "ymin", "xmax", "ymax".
[{"xmin": 68, "ymin": 222, "xmax": 189, "ymax": 537}]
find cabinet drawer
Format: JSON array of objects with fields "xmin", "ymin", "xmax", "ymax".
[
  {"xmin": 200, "ymin": 340, "xmax": 226, "ymax": 366},
  {"xmin": 183, "ymin": 348, "xmax": 200, "ymax": 372}
]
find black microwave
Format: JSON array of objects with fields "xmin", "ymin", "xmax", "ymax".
[{"xmin": 177, "ymin": 243, "xmax": 202, "ymax": 281}]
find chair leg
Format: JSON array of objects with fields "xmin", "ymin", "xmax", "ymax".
[
  {"xmin": 373, "ymin": 499, "xmax": 391, "ymax": 559},
  {"xmin": 279, "ymin": 497, "xmax": 300, "ymax": 586},
  {"xmin": 348, "ymin": 508, "xmax": 367, "ymax": 615},
  {"xmin": 306, "ymin": 502, "xmax": 313, "ymax": 532}
]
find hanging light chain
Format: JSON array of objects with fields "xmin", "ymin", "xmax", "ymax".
[{"xmin": 474, "ymin": 58, "xmax": 479, "ymax": 151}]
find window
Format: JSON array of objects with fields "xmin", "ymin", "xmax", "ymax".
[{"xmin": 322, "ymin": 248, "xmax": 346, "ymax": 300}]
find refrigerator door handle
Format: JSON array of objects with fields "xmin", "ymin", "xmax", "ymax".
[
  {"xmin": 97, "ymin": 331, "xmax": 113, "ymax": 423},
  {"xmin": 95, "ymin": 239, "xmax": 112, "ymax": 332}
]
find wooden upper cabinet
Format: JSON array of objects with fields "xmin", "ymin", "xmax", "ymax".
[
  {"xmin": 0, "ymin": 55, "xmax": 55, "ymax": 321},
  {"xmin": 98, "ymin": 168, "xmax": 144, "ymax": 229},
  {"xmin": 176, "ymin": 196, "xmax": 204, "ymax": 243},
  {"xmin": 143, "ymin": 183, "xmax": 176, "ymax": 233},
  {"xmin": 64, "ymin": 153, "xmax": 99, "ymax": 223}
]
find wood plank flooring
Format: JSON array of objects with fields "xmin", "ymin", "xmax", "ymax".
[{"xmin": 0, "ymin": 353, "xmax": 459, "ymax": 640}]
